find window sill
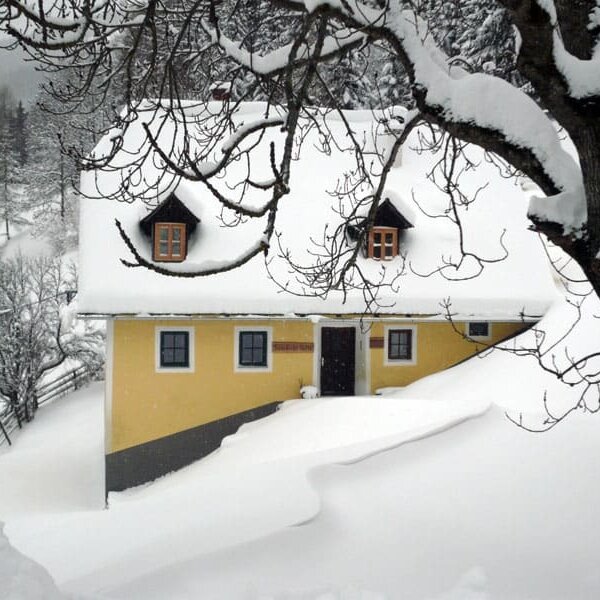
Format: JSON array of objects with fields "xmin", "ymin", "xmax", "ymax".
[
  {"xmin": 384, "ymin": 358, "xmax": 417, "ymax": 367},
  {"xmin": 153, "ymin": 256, "xmax": 186, "ymax": 263},
  {"xmin": 155, "ymin": 366, "xmax": 195, "ymax": 374},
  {"xmin": 234, "ymin": 364, "xmax": 272, "ymax": 373}
]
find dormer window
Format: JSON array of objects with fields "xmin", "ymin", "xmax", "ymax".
[
  {"xmin": 140, "ymin": 192, "xmax": 200, "ymax": 264},
  {"xmin": 153, "ymin": 223, "xmax": 186, "ymax": 262},
  {"xmin": 368, "ymin": 226, "xmax": 398, "ymax": 260},
  {"xmin": 346, "ymin": 197, "xmax": 413, "ymax": 261}
]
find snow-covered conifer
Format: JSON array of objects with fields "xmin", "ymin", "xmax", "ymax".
[{"xmin": 0, "ymin": 87, "xmax": 24, "ymax": 242}]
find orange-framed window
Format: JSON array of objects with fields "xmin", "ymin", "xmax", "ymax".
[
  {"xmin": 153, "ymin": 223, "xmax": 187, "ymax": 262},
  {"xmin": 368, "ymin": 226, "xmax": 397, "ymax": 260}
]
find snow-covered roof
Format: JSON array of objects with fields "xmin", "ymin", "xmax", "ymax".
[
  {"xmin": 78, "ymin": 102, "xmax": 558, "ymax": 318},
  {"xmin": 208, "ymin": 81, "xmax": 232, "ymax": 91}
]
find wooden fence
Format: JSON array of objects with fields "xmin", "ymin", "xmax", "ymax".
[
  {"xmin": 0, "ymin": 365, "xmax": 92, "ymax": 447},
  {"xmin": 0, "ymin": 403, "xmax": 19, "ymax": 448}
]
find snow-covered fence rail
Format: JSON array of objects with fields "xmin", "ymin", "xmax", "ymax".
[
  {"xmin": 0, "ymin": 400, "xmax": 18, "ymax": 447},
  {"xmin": 0, "ymin": 365, "xmax": 94, "ymax": 447},
  {"xmin": 36, "ymin": 366, "xmax": 90, "ymax": 407}
]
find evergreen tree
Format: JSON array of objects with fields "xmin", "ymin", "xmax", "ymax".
[
  {"xmin": 11, "ymin": 101, "xmax": 27, "ymax": 166},
  {"xmin": 317, "ymin": 46, "xmax": 376, "ymax": 109},
  {"xmin": 25, "ymin": 76, "xmax": 94, "ymax": 251},
  {"xmin": 0, "ymin": 87, "xmax": 23, "ymax": 242},
  {"xmin": 375, "ymin": 56, "xmax": 412, "ymax": 109},
  {"xmin": 423, "ymin": 0, "xmax": 519, "ymax": 84}
]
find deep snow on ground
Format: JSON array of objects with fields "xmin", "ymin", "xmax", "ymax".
[
  {"xmin": 0, "ymin": 384, "xmax": 104, "ymax": 515},
  {"xmin": 1, "ymin": 293, "xmax": 600, "ymax": 599},
  {"xmin": 0, "ymin": 229, "xmax": 52, "ymax": 260},
  {"xmin": 0, "ymin": 523, "xmax": 64, "ymax": 600}
]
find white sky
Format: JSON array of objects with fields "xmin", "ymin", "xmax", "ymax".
[{"xmin": 0, "ymin": 40, "xmax": 46, "ymax": 105}]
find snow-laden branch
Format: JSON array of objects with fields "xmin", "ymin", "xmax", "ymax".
[
  {"xmin": 271, "ymin": 0, "xmax": 585, "ymax": 231},
  {"xmin": 139, "ymin": 115, "xmax": 286, "ymax": 217},
  {"xmin": 202, "ymin": 19, "xmax": 365, "ymax": 76},
  {"xmin": 385, "ymin": 6, "xmax": 584, "ymax": 230},
  {"xmin": 395, "ymin": 13, "xmax": 576, "ymax": 182},
  {"xmin": 141, "ymin": 114, "xmax": 286, "ymax": 182},
  {"xmin": 3, "ymin": 0, "xmax": 148, "ymax": 49},
  {"xmin": 115, "ymin": 219, "xmax": 270, "ymax": 277},
  {"xmin": 221, "ymin": 116, "xmax": 287, "ymax": 153},
  {"xmin": 552, "ymin": 30, "xmax": 600, "ymax": 100},
  {"xmin": 502, "ymin": 0, "xmax": 600, "ymax": 100}
]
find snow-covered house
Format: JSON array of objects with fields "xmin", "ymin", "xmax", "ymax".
[{"xmin": 78, "ymin": 102, "xmax": 557, "ymax": 493}]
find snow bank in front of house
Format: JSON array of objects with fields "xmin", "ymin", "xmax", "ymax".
[
  {"xmin": 255, "ymin": 568, "xmax": 488, "ymax": 600},
  {"xmin": 0, "ymin": 523, "xmax": 65, "ymax": 600},
  {"xmin": 204, "ymin": 393, "xmax": 489, "ymax": 469},
  {"xmin": 0, "ymin": 379, "xmax": 489, "ymax": 594},
  {"xmin": 3, "ymin": 289, "xmax": 600, "ymax": 599}
]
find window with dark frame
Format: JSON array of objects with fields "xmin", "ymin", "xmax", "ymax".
[
  {"xmin": 160, "ymin": 331, "xmax": 190, "ymax": 368},
  {"xmin": 468, "ymin": 322, "xmax": 489, "ymax": 338},
  {"xmin": 388, "ymin": 329, "xmax": 413, "ymax": 361},
  {"xmin": 153, "ymin": 223, "xmax": 187, "ymax": 262},
  {"xmin": 368, "ymin": 227, "xmax": 398, "ymax": 260},
  {"xmin": 238, "ymin": 331, "xmax": 268, "ymax": 367}
]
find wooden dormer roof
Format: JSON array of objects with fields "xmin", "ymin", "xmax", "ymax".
[
  {"xmin": 139, "ymin": 193, "xmax": 200, "ymax": 236},
  {"xmin": 347, "ymin": 197, "xmax": 414, "ymax": 243},
  {"xmin": 372, "ymin": 197, "xmax": 414, "ymax": 230}
]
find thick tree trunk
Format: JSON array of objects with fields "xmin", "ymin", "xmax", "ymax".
[
  {"xmin": 577, "ymin": 129, "xmax": 600, "ymax": 297},
  {"xmin": 526, "ymin": 121, "xmax": 600, "ymax": 299},
  {"xmin": 497, "ymin": 0, "xmax": 600, "ymax": 297},
  {"xmin": 554, "ymin": 0, "xmax": 597, "ymax": 59},
  {"xmin": 576, "ymin": 128, "xmax": 600, "ymax": 252}
]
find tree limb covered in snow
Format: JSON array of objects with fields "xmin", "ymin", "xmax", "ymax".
[{"xmin": 3, "ymin": 0, "xmax": 600, "ymax": 296}]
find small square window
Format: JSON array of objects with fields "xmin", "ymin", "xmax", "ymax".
[
  {"xmin": 468, "ymin": 322, "xmax": 489, "ymax": 338},
  {"xmin": 239, "ymin": 331, "xmax": 268, "ymax": 367},
  {"xmin": 388, "ymin": 329, "xmax": 412, "ymax": 360},
  {"xmin": 368, "ymin": 227, "xmax": 398, "ymax": 260},
  {"xmin": 160, "ymin": 331, "xmax": 189, "ymax": 367},
  {"xmin": 153, "ymin": 223, "xmax": 187, "ymax": 262}
]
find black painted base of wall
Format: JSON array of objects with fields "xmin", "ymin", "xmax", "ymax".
[{"xmin": 105, "ymin": 402, "xmax": 280, "ymax": 494}]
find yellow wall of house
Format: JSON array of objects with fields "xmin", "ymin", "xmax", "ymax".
[
  {"xmin": 368, "ymin": 321, "xmax": 527, "ymax": 391},
  {"xmin": 109, "ymin": 318, "xmax": 529, "ymax": 454},
  {"xmin": 110, "ymin": 319, "xmax": 314, "ymax": 453}
]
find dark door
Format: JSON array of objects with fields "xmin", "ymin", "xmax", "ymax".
[{"xmin": 321, "ymin": 327, "xmax": 356, "ymax": 396}]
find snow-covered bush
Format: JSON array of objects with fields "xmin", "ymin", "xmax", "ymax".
[{"xmin": 0, "ymin": 256, "xmax": 104, "ymax": 424}]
